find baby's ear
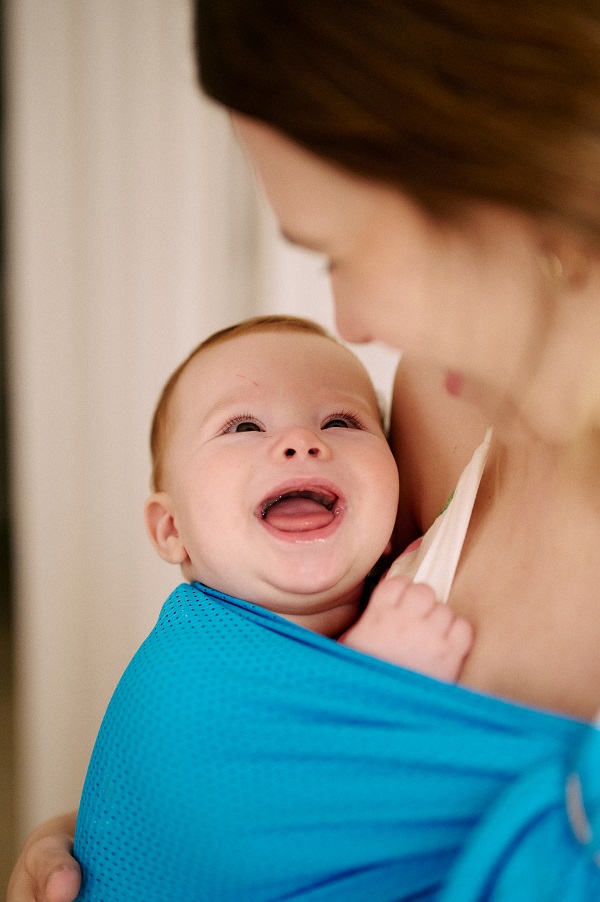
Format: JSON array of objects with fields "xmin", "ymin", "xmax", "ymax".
[{"xmin": 145, "ymin": 492, "xmax": 188, "ymax": 565}]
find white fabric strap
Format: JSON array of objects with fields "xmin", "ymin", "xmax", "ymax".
[{"xmin": 387, "ymin": 427, "xmax": 492, "ymax": 603}]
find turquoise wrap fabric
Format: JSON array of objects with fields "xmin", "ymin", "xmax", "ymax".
[{"xmin": 74, "ymin": 582, "xmax": 600, "ymax": 900}]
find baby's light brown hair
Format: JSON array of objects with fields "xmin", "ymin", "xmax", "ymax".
[{"xmin": 150, "ymin": 315, "xmax": 340, "ymax": 492}]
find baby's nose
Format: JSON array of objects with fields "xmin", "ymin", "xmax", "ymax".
[
  {"xmin": 284, "ymin": 445, "xmax": 319, "ymax": 458},
  {"xmin": 274, "ymin": 427, "xmax": 330, "ymax": 460}
]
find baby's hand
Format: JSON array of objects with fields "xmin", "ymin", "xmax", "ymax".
[
  {"xmin": 7, "ymin": 812, "xmax": 80, "ymax": 902},
  {"xmin": 340, "ymin": 575, "xmax": 473, "ymax": 681}
]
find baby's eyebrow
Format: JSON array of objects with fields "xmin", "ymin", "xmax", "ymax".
[
  {"xmin": 324, "ymin": 392, "xmax": 384, "ymax": 424},
  {"xmin": 201, "ymin": 388, "xmax": 380, "ymax": 425},
  {"xmin": 328, "ymin": 389, "xmax": 377, "ymax": 408},
  {"xmin": 322, "ymin": 388, "xmax": 386, "ymax": 425},
  {"xmin": 202, "ymin": 391, "xmax": 254, "ymax": 421}
]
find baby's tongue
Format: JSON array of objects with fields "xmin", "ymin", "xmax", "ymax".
[{"xmin": 264, "ymin": 496, "xmax": 335, "ymax": 532}]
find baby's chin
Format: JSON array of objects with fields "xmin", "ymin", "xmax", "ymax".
[
  {"xmin": 185, "ymin": 564, "xmax": 366, "ymax": 634},
  {"xmin": 244, "ymin": 579, "xmax": 365, "ymax": 635},
  {"xmin": 276, "ymin": 596, "xmax": 364, "ymax": 638}
]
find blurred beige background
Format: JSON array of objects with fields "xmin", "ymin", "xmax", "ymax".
[{"xmin": 0, "ymin": 0, "xmax": 398, "ymax": 893}]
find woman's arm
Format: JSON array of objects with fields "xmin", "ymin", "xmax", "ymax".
[{"xmin": 7, "ymin": 812, "xmax": 80, "ymax": 902}]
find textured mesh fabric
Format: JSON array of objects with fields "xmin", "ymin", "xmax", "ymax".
[{"xmin": 74, "ymin": 582, "xmax": 600, "ymax": 901}]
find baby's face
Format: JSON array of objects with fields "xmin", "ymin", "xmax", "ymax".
[{"xmin": 155, "ymin": 330, "xmax": 399, "ymax": 630}]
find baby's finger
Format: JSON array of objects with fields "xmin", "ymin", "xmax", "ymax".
[
  {"xmin": 426, "ymin": 600, "xmax": 459, "ymax": 632},
  {"xmin": 399, "ymin": 582, "xmax": 439, "ymax": 618},
  {"xmin": 448, "ymin": 614, "xmax": 475, "ymax": 654},
  {"xmin": 369, "ymin": 574, "xmax": 413, "ymax": 607},
  {"xmin": 45, "ymin": 863, "xmax": 82, "ymax": 902},
  {"xmin": 8, "ymin": 834, "xmax": 81, "ymax": 902}
]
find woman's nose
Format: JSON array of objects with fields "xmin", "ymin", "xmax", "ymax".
[{"xmin": 272, "ymin": 427, "xmax": 331, "ymax": 460}]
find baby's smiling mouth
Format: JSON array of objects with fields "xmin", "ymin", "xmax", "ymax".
[
  {"xmin": 260, "ymin": 489, "xmax": 340, "ymax": 532},
  {"xmin": 261, "ymin": 489, "xmax": 337, "ymax": 518}
]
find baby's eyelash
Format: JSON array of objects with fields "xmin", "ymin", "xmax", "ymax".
[
  {"xmin": 218, "ymin": 414, "xmax": 262, "ymax": 434},
  {"xmin": 323, "ymin": 410, "xmax": 365, "ymax": 429}
]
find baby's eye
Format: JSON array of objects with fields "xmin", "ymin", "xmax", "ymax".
[
  {"xmin": 234, "ymin": 421, "xmax": 262, "ymax": 433},
  {"xmin": 221, "ymin": 416, "xmax": 263, "ymax": 434},
  {"xmin": 322, "ymin": 413, "xmax": 363, "ymax": 430}
]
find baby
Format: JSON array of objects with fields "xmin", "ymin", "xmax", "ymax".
[
  {"xmin": 145, "ymin": 313, "xmax": 472, "ymax": 672},
  {"xmin": 73, "ymin": 315, "xmax": 473, "ymax": 901}
]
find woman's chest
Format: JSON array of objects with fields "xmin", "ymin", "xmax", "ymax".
[{"xmin": 452, "ymin": 547, "xmax": 600, "ymax": 719}]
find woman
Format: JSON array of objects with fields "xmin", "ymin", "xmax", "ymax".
[{"xmin": 9, "ymin": 1, "xmax": 600, "ymax": 899}]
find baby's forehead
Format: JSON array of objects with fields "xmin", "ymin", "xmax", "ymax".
[
  {"xmin": 194, "ymin": 329, "xmax": 368, "ymax": 379},
  {"xmin": 175, "ymin": 328, "xmax": 380, "ymax": 412}
]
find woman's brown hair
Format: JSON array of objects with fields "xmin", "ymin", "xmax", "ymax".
[{"xmin": 195, "ymin": 0, "xmax": 600, "ymax": 243}]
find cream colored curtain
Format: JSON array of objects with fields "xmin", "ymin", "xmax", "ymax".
[
  {"xmin": 5, "ymin": 0, "xmax": 397, "ymax": 840},
  {"xmin": 5, "ymin": 0, "xmax": 262, "ymax": 838}
]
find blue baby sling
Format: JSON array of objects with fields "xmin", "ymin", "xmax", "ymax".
[
  {"xmin": 74, "ymin": 429, "xmax": 600, "ymax": 900},
  {"xmin": 74, "ymin": 581, "xmax": 600, "ymax": 901}
]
